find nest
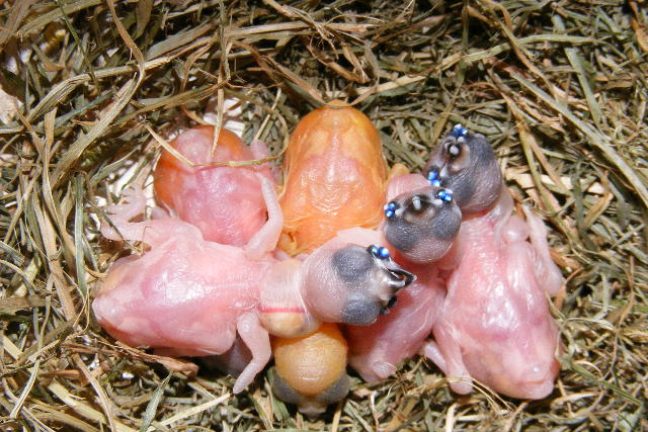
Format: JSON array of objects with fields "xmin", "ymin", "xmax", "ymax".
[{"xmin": 1, "ymin": 1, "xmax": 646, "ymax": 430}]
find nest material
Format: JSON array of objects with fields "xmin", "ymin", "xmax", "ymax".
[{"xmin": 1, "ymin": 1, "xmax": 647, "ymax": 431}]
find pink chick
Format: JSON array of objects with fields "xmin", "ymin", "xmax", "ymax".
[
  {"xmin": 94, "ymin": 176, "xmax": 282, "ymax": 393},
  {"xmin": 153, "ymin": 125, "xmax": 274, "ymax": 247},
  {"xmin": 345, "ymin": 176, "xmax": 460, "ymax": 382},
  {"xmin": 346, "ymin": 265, "xmax": 445, "ymax": 382},
  {"xmin": 420, "ymin": 125, "xmax": 563, "ymax": 399},
  {"xmin": 94, "ymin": 178, "xmax": 414, "ymax": 393}
]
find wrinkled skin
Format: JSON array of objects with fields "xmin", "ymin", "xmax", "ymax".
[
  {"xmin": 346, "ymin": 175, "xmax": 457, "ymax": 381},
  {"xmin": 270, "ymin": 323, "xmax": 350, "ymax": 416},
  {"xmin": 94, "ymin": 177, "xmax": 282, "ymax": 393},
  {"xmin": 94, "ymin": 180, "xmax": 412, "ymax": 393},
  {"xmin": 422, "ymin": 185, "xmax": 563, "ymax": 399},
  {"xmin": 154, "ymin": 126, "xmax": 273, "ymax": 246},
  {"xmin": 346, "ymin": 265, "xmax": 444, "ymax": 382},
  {"xmin": 279, "ymin": 102, "xmax": 388, "ymax": 255}
]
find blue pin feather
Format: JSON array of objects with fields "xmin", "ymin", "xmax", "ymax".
[
  {"xmin": 427, "ymin": 168, "xmax": 442, "ymax": 187},
  {"xmin": 451, "ymin": 124, "xmax": 468, "ymax": 138},
  {"xmin": 378, "ymin": 246, "xmax": 390, "ymax": 259},
  {"xmin": 436, "ymin": 188, "xmax": 453, "ymax": 203}
]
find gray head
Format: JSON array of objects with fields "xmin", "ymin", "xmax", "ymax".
[
  {"xmin": 303, "ymin": 243, "xmax": 415, "ymax": 326},
  {"xmin": 383, "ymin": 186, "xmax": 462, "ymax": 263},
  {"xmin": 333, "ymin": 244, "xmax": 414, "ymax": 324},
  {"xmin": 424, "ymin": 124, "xmax": 502, "ymax": 214}
]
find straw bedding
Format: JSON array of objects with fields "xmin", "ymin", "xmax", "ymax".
[{"xmin": 1, "ymin": 1, "xmax": 646, "ymax": 430}]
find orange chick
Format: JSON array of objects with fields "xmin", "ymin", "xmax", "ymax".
[
  {"xmin": 270, "ymin": 323, "xmax": 349, "ymax": 416},
  {"xmin": 271, "ymin": 103, "xmax": 389, "ymax": 413},
  {"xmin": 279, "ymin": 101, "xmax": 388, "ymax": 255}
]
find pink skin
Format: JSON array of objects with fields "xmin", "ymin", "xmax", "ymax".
[
  {"xmin": 385, "ymin": 173, "xmax": 429, "ymax": 198},
  {"xmin": 346, "ymin": 264, "xmax": 444, "ymax": 382},
  {"xmin": 95, "ymin": 178, "xmax": 411, "ymax": 393},
  {"xmin": 348, "ymin": 127, "xmax": 562, "ymax": 396},
  {"xmin": 95, "ymin": 176, "xmax": 281, "ymax": 393},
  {"xmin": 153, "ymin": 127, "xmax": 275, "ymax": 247},
  {"xmin": 152, "ymin": 130, "xmax": 280, "ymax": 375},
  {"xmin": 423, "ymin": 190, "xmax": 563, "ymax": 399},
  {"xmin": 344, "ymin": 175, "xmax": 451, "ymax": 382}
]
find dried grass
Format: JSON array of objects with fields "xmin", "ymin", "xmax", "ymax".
[{"xmin": 1, "ymin": 1, "xmax": 647, "ymax": 431}]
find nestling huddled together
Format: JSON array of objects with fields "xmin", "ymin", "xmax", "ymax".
[{"xmin": 93, "ymin": 102, "xmax": 562, "ymax": 415}]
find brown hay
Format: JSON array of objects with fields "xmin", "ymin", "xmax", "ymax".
[{"xmin": 1, "ymin": 1, "xmax": 647, "ymax": 431}]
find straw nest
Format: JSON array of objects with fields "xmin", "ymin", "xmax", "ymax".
[{"xmin": 1, "ymin": 1, "xmax": 646, "ymax": 431}]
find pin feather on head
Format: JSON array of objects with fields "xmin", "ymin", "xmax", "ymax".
[
  {"xmin": 451, "ymin": 123, "xmax": 468, "ymax": 139},
  {"xmin": 436, "ymin": 188, "xmax": 453, "ymax": 203},
  {"xmin": 384, "ymin": 201, "xmax": 399, "ymax": 219},
  {"xmin": 368, "ymin": 245, "xmax": 390, "ymax": 260}
]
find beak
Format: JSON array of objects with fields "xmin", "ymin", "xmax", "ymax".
[{"xmin": 379, "ymin": 257, "xmax": 415, "ymax": 290}]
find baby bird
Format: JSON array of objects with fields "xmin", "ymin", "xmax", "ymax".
[
  {"xmin": 421, "ymin": 125, "xmax": 563, "ymax": 399},
  {"xmin": 94, "ymin": 177, "xmax": 412, "ymax": 394},
  {"xmin": 346, "ymin": 176, "xmax": 459, "ymax": 382},
  {"xmin": 272, "ymin": 102, "xmax": 390, "ymax": 413},
  {"xmin": 355, "ymin": 125, "xmax": 563, "ymax": 399},
  {"xmin": 279, "ymin": 101, "xmax": 388, "ymax": 255},
  {"xmin": 154, "ymin": 125, "xmax": 273, "ymax": 246},
  {"xmin": 424, "ymin": 191, "xmax": 562, "ymax": 399}
]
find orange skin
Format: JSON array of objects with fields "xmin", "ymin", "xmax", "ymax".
[
  {"xmin": 155, "ymin": 126, "xmax": 252, "ymax": 207},
  {"xmin": 272, "ymin": 102, "xmax": 389, "ymax": 412},
  {"xmin": 279, "ymin": 102, "xmax": 388, "ymax": 255},
  {"xmin": 273, "ymin": 323, "xmax": 348, "ymax": 396},
  {"xmin": 271, "ymin": 323, "xmax": 349, "ymax": 415}
]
